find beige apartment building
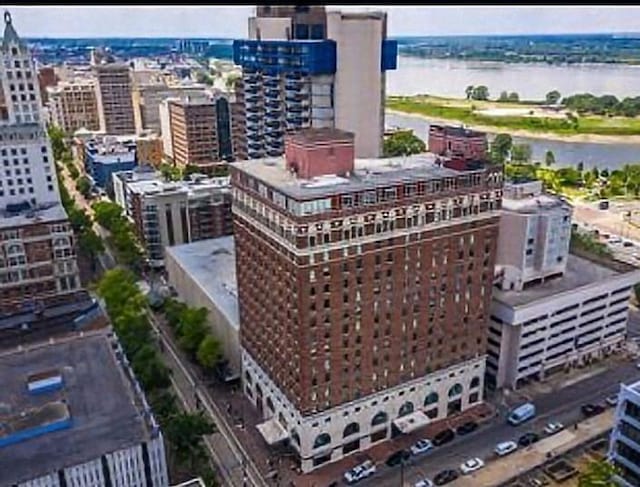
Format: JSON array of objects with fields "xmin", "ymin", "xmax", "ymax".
[
  {"xmin": 47, "ymin": 79, "xmax": 100, "ymax": 133},
  {"xmin": 93, "ymin": 63, "xmax": 136, "ymax": 135},
  {"xmin": 132, "ymin": 82, "xmax": 206, "ymax": 135}
]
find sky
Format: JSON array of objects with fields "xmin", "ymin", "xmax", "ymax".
[{"xmin": 4, "ymin": 5, "xmax": 640, "ymax": 39}]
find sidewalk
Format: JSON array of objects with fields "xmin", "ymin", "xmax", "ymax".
[
  {"xmin": 452, "ymin": 409, "xmax": 614, "ymax": 487},
  {"xmin": 295, "ymin": 402, "xmax": 495, "ymax": 487}
]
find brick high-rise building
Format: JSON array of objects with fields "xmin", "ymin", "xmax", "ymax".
[
  {"xmin": 93, "ymin": 60, "xmax": 136, "ymax": 135},
  {"xmin": 231, "ymin": 128, "xmax": 503, "ymax": 472}
]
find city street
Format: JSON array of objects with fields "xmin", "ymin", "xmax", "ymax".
[{"xmin": 359, "ymin": 357, "xmax": 640, "ymax": 487}]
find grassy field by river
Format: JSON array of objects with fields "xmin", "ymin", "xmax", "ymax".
[{"xmin": 387, "ymin": 95, "xmax": 640, "ymax": 140}]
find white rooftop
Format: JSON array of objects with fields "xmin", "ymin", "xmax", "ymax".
[
  {"xmin": 0, "ymin": 202, "xmax": 68, "ymax": 230},
  {"xmin": 233, "ymin": 152, "xmax": 465, "ymax": 200},
  {"xmin": 165, "ymin": 236, "xmax": 238, "ymax": 329}
]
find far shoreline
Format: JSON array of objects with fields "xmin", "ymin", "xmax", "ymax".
[{"xmin": 385, "ymin": 109, "xmax": 640, "ymax": 145}]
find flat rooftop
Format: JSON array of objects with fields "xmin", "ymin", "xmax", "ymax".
[
  {"xmin": 0, "ymin": 202, "xmax": 68, "ymax": 230},
  {"xmin": 166, "ymin": 236, "xmax": 239, "ymax": 329},
  {"xmin": 0, "ymin": 331, "xmax": 154, "ymax": 485},
  {"xmin": 494, "ymin": 253, "xmax": 627, "ymax": 308},
  {"xmin": 289, "ymin": 127, "xmax": 354, "ymax": 144},
  {"xmin": 502, "ymin": 193, "xmax": 570, "ymax": 213},
  {"xmin": 127, "ymin": 176, "xmax": 230, "ymax": 198},
  {"xmin": 233, "ymin": 153, "xmax": 471, "ymax": 200}
]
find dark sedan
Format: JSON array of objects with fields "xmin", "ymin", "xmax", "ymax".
[
  {"xmin": 432, "ymin": 428, "xmax": 456, "ymax": 446},
  {"xmin": 434, "ymin": 469, "xmax": 459, "ymax": 485},
  {"xmin": 456, "ymin": 421, "xmax": 479, "ymax": 436},
  {"xmin": 518, "ymin": 432, "xmax": 540, "ymax": 447}
]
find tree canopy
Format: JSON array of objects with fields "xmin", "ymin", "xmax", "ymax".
[
  {"xmin": 578, "ymin": 459, "xmax": 618, "ymax": 487},
  {"xmin": 545, "ymin": 90, "xmax": 562, "ymax": 105},
  {"xmin": 489, "ymin": 133, "xmax": 513, "ymax": 164},
  {"xmin": 383, "ymin": 130, "xmax": 426, "ymax": 157}
]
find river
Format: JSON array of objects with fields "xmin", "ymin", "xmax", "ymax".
[
  {"xmin": 386, "ymin": 112, "xmax": 640, "ymax": 170},
  {"xmin": 387, "ymin": 56, "xmax": 640, "ymax": 100},
  {"xmin": 386, "ymin": 56, "xmax": 640, "ymax": 169}
]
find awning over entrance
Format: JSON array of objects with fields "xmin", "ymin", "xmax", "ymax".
[
  {"xmin": 256, "ymin": 417, "xmax": 290, "ymax": 445},
  {"xmin": 392, "ymin": 410, "xmax": 431, "ymax": 434}
]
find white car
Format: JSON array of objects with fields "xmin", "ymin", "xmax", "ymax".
[
  {"xmin": 606, "ymin": 394, "xmax": 619, "ymax": 407},
  {"xmin": 460, "ymin": 457, "xmax": 485, "ymax": 475},
  {"xmin": 410, "ymin": 438, "xmax": 434, "ymax": 456},
  {"xmin": 344, "ymin": 460, "xmax": 376, "ymax": 484},
  {"xmin": 414, "ymin": 479, "xmax": 434, "ymax": 487},
  {"xmin": 494, "ymin": 440, "xmax": 518, "ymax": 457},
  {"xmin": 543, "ymin": 421, "xmax": 564, "ymax": 435},
  {"xmin": 608, "ymin": 235, "xmax": 623, "ymax": 245}
]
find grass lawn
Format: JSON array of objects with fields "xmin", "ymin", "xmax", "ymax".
[{"xmin": 387, "ymin": 95, "xmax": 640, "ymax": 137}]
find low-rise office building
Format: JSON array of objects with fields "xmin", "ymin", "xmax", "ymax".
[
  {"xmin": 112, "ymin": 170, "xmax": 233, "ymax": 267},
  {"xmin": 165, "ymin": 236, "xmax": 240, "ymax": 376},
  {"xmin": 83, "ymin": 135, "xmax": 138, "ymax": 188},
  {"xmin": 488, "ymin": 254, "xmax": 640, "ymax": 389},
  {"xmin": 428, "ymin": 123, "xmax": 488, "ymax": 161},
  {"xmin": 610, "ymin": 379, "xmax": 640, "ymax": 487},
  {"xmin": 0, "ymin": 329, "xmax": 169, "ymax": 487}
]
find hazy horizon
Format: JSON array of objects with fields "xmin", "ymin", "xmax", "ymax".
[{"xmin": 4, "ymin": 5, "xmax": 640, "ymax": 39}]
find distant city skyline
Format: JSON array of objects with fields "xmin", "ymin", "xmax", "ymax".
[{"xmin": 4, "ymin": 5, "xmax": 640, "ymax": 39}]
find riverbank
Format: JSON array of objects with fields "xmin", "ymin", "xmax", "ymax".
[{"xmin": 387, "ymin": 95, "xmax": 640, "ymax": 143}]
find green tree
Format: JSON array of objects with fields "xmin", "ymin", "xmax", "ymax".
[
  {"xmin": 68, "ymin": 164, "xmax": 80, "ymax": 180},
  {"xmin": 197, "ymin": 334, "xmax": 223, "ymax": 371},
  {"xmin": 471, "ymin": 85, "xmax": 490, "ymax": 101},
  {"xmin": 47, "ymin": 125, "xmax": 67, "ymax": 162},
  {"xmin": 490, "ymin": 133, "xmax": 513, "ymax": 164},
  {"xmin": 76, "ymin": 175, "xmax": 92, "ymax": 199},
  {"xmin": 508, "ymin": 92, "xmax": 520, "ymax": 102},
  {"xmin": 545, "ymin": 90, "xmax": 562, "ymax": 105},
  {"xmin": 544, "ymin": 150, "xmax": 556, "ymax": 167},
  {"xmin": 77, "ymin": 229, "xmax": 105, "ymax": 269},
  {"xmin": 465, "ymin": 85, "xmax": 474, "ymax": 100},
  {"xmin": 159, "ymin": 162, "xmax": 182, "ymax": 182},
  {"xmin": 163, "ymin": 298, "xmax": 188, "ymax": 329},
  {"xmin": 176, "ymin": 307, "xmax": 209, "ymax": 355},
  {"xmin": 97, "ymin": 268, "xmax": 140, "ymax": 318},
  {"xmin": 601, "ymin": 169, "xmax": 610, "ymax": 179},
  {"xmin": 511, "ymin": 144, "xmax": 532, "ymax": 164},
  {"xmin": 68, "ymin": 206, "xmax": 92, "ymax": 233},
  {"xmin": 578, "ymin": 459, "xmax": 618, "ymax": 487},
  {"xmin": 131, "ymin": 344, "xmax": 172, "ymax": 391},
  {"xmin": 383, "ymin": 130, "xmax": 426, "ymax": 157},
  {"xmin": 165, "ymin": 411, "xmax": 215, "ymax": 471},
  {"xmin": 498, "ymin": 91, "xmax": 509, "ymax": 102},
  {"xmin": 92, "ymin": 201, "xmax": 124, "ymax": 230}
]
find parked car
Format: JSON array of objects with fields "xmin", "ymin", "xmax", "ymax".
[
  {"xmin": 456, "ymin": 421, "xmax": 479, "ymax": 436},
  {"xmin": 343, "ymin": 460, "xmax": 376, "ymax": 484},
  {"xmin": 624, "ymin": 240, "xmax": 635, "ymax": 247},
  {"xmin": 433, "ymin": 469, "xmax": 459, "ymax": 485},
  {"xmin": 432, "ymin": 428, "xmax": 455, "ymax": 446},
  {"xmin": 460, "ymin": 457, "xmax": 485, "ymax": 475},
  {"xmin": 385, "ymin": 449, "xmax": 410, "ymax": 467},
  {"xmin": 410, "ymin": 439, "xmax": 434, "ymax": 456},
  {"xmin": 543, "ymin": 421, "xmax": 564, "ymax": 435},
  {"xmin": 414, "ymin": 479, "xmax": 434, "ymax": 487},
  {"xmin": 608, "ymin": 235, "xmax": 623, "ymax": 245},
  {"xmin": 606, "ymin": 394, "xmax": 619, "ymax": 407},
  {"xmin": 495, "ymin": 440, "xmax": 518, "ymax": 457},
  {"xmin": 518, "ymin": 432, "xmax": 540, "ymax": 447},
  {"xmin": 598, "ymin": 200, "xmax": 610, "ymax": 210},
  {"xmin": 581, "ymin": 403, "xmax": 605, "ymax": 417}
]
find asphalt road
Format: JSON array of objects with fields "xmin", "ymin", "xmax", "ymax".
[{"xmin": 357, "ymin": 358, "xmax": 640, "ymax": 487}]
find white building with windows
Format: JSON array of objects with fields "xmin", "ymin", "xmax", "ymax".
[
  {"xmin": 609, "ymin": 379, "xmax": 640, "ymax": 486},
  {"xmin": 0, "ymin": 11, "xmax": 60, "ymax": 207},
  {"xmin": 488, "ymin": 254, "xmax": 640, "ymax": 389},
  {"xmin": 495, "ymin": 179, "xmax": 572, "ymax": 292}
]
